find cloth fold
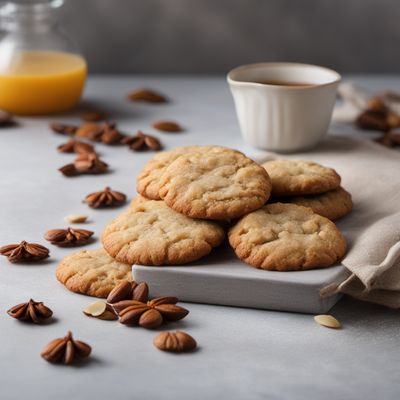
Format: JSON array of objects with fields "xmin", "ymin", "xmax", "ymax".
[{"xmin": 257, "ymin": 137, "xmax": 400, "ymax": 308}]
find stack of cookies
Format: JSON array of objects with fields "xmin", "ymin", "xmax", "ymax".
[
  {"xmin": 56, "ymin": 145, "xmax": 351, "ymax": 298},
  {"xmin": 263, "ymin": 160, "xmax": 353, "ymax": 221},
  {"xmin": 102, "ymin": 146, "xmax": 271, "ymax": 265}
]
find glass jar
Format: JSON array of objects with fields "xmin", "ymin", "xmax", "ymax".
[{"xmin": 0, "ymin": 0, "xmax": 87, "ymax": 115}]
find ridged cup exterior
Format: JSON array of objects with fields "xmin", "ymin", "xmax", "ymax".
[{"xmin": 229, "ymin": 82, "xmax": 339, "ymax": 152}]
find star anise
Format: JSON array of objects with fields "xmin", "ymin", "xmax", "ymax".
[
  {"xmin": 59, "ymin": 163, "xmax": 79, "ymax": 177},
  {"xmin": 122, "ymin": 130, "xmax": 161, "ymax": 151},
  {"xmin": 107, "ymin": 280, "xmax": 149, "ymax": 304},
  {"xmin": 59, "ymin": 153, "xmax": 108, "ymax": 177},
  {"xmin": 113, "ymin": 296, "xmax": 189, "ymax": 329},
  {"xmin": 0, "ymin": 241, "xmax": 50, "ymax": 263},
  {"xmin": 57, "ymin": 139, "xmax": 95, "ymax": 155},
  {"xmin": 7, "ymin": 299, "xmax": 53, "ymax": 323},
  {"xmin": 44, "ymin": 228, "xmax": 94, "ymax": 246},
  {"xmin": 50, "ymin": 122, "xmax": 78, "ymax": 135},
  {"xmin": 41, "ymin": 331, "xmax": 91, "ymax": 365},
  {"xmin": 84, "ymin": 186, "xmax": 127, "ymax": 208}
]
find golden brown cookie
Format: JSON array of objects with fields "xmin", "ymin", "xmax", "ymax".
[
  {"xmin": 56, "ymin": 248, "xmax": 132, "ymax": 298},
  {"xmin": 228, "ymin": 203, "xmax": 346, "ymax": 271},
  {"xmin": 137, "ymin": 146, "xmax": 218, "ymax": 200},
  {"xmin": 279, "ymin": 187, "xmax": 353, "ymax": 221},
  {"xmin": 262, "ymin": 159, "xmax": 341, "ymax": 197},
  {"xmin": 158, "ymin": 147, "xmax": 272, "ymax": 220},
  {"xmin": 102, "ymin": 198, "xmax": 225, "ymax": 265}
]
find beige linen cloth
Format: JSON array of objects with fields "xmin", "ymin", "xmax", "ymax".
[{"xmin": 258, "ymin": 136, "xmax": 400, "ymax": 308}]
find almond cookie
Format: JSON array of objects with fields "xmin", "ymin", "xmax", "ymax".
[
  {"xmin": 228, "ymin": 203, "xmax": 346, "ymax": 271},
  {"xmin": 102, "ymin": 198, "xmax": 225, "ymax": 265},
  {"xmin": 136, "ymin": 146, "xmax": 229, "ymax": 200},
  {"xmin": 280, "ymin": 187, "xmax": 353, "ymax": 221},
  {"xmin": 262, "ymin": 159, "xmax": 341, "ymax": 197},
  {"xmin": 158, "ymin": 148, "xmax": 272, "ymax": 220},
  {"xmin": 56, "ymin": 248, "xmax": 132, "ymax": 298}
]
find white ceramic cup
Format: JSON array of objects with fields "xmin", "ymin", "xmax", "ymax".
[{"xmin": 227, "ymin": 62, "xmax": 341, "ymax": 152}]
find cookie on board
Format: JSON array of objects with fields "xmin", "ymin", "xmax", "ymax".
[
  {"xmin": 279, "ymin": 187, "xmax": 353, "ymax": 221},
  {"xmin": 136, "ymin": 145, "xmax": 221, "ymax": 200},
  {"xmin": 158, "ymin": 147, "xmax": 272, "ymax": 220},
  {"xmin": 102, "ymin": 198, "xmax": 225, "ymax": 265},
  {"xmin": 262, "ymin": 159, "xmax": 341, "ymax": 197},
  {"xmin": 228, "ymin": 203, "xmax": 346, "ymax": 271}
]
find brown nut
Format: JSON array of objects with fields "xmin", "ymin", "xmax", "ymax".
[
  {"xmin": 152, "ymin": 120, "xmax": 183, "ymax": 132},
  {"xmin": 106, "ymin": 281, "xmax": 132, "ymax": 304},
  {"xmin": 153, "ymin": 331, "xmax": 197, "ymax": 352}
]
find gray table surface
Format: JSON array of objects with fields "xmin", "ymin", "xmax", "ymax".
[{"xmin": 1, "ymin": 75, "xmax": 399, "ymax": 400}]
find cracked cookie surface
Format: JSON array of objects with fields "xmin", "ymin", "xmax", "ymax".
[
  {"xmin": 137, "ymin": 146, "xmax": 220, "ymax": 200},
  {"xmin": 102, "ymin": 198, "xmax": 225, "ymax": 265},
  {"xmin": 262, "ymin": 159, "xmax": 341, "ymax": 197},
  {"xmin": 56, "ymin": 248, "xmax": 132, "ymax": 298},
  {"xmin": 158, "ymin": 148, "xmax": 272, "ymax": 220},
  {"xmin": 279, "ymin": 187, "xmax": 353, "ymax": 221},
  {"xmin": 228, "ymin": 203, "xmax": 346, "ymax": 271}
]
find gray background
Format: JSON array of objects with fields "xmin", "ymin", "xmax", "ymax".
[{"xmin": 59, "ymin": 0, "xmax": 400, "ymax": 74}]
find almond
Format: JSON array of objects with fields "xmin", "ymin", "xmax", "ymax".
[
  {"xmin": 143, "ymin": 134, "xmax": 162, "ymax": 150},
  {"xmin": 75, "ymin": 123, "xmax": 103, "ymax": 139},
  {"xmin": 132, "ymin": 282, "xmax": 149, "ymax": 302},
  {"xmin": 127, "ymin": 89, "xmax": 167, "ymax": 103},
  {"xmin": 139, "ymin": 309, "xmax": 163, "ymax": 329},
  {"xmin": 106, "ymin": 281, "xmax": 132, "ymax": 304},
  {"xmin": 64, "ymin": 214, "xmax": 88, "ymax": 224},
  {"xmin": 83, "ymin": 301, "xmax": 117, "ymax": 320},
  {"xmin": 314, "ymin": 314, "xmax": 341, "ymax": 329},
  {"xmin": 83, "ymin": 301, "xmax": 106, "ymax": 317},
  {"xmin": 74, "ymin": 142, "xmax": 95, "ymax": 155},
  {"xmin": 152, "ymin": 120, "xmax": 182, "ymax": 132},
  {"xmin": 82, "ymin": 111, "xmax": 105, "ymax": 122}
]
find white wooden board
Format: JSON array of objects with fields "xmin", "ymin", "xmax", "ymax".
[{"xmin": 133, "ymin": 244, "xmax": 349, "ymax": 314}]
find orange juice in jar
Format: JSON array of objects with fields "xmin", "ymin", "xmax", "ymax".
[{"xmin": 0, "ymin": 0, "xmax": 87, "ymax": 115}]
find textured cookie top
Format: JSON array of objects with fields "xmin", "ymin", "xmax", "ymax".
[
  {"xmin": 228, "ymin": 203, "xmax": 346, "ymax": 271},
  {"xmin": 262, "ymin": 159, "xmax": 341, "ymax": 197},
  {"xmin": 56, "ymin": 248, "xmax": 132, "ymax": 298},
  {"xmin": 136, "ymin": 146, "xmax": 219, "ymax": 200},
  {"xmin": 283, "ymin": 187, "xmax": 353, "ymax": 221},
  {"xmin": 102, "ymin": 199, "xmax": 225, "ymax": 265},
  {"xmin": 158, "ymin": 148, "xmax": 272, "ymax": 220}
]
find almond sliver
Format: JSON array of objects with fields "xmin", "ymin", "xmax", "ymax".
[
  {"xmin": 83, "ymin": 301, "xmax": 106, "ymax": 317},
  {"xmin": 314, "ymin": 314, "xmax": 341, "ymax": 329},
  {"xmin": 64, "ymin": 214, "xmax": 88, "ymax": 223}
]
